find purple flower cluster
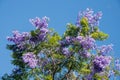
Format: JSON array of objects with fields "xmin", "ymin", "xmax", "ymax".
[
  {"xmin": 60, "ymin": 36, "xmax": 95, "ymax": 50},
  {"xmin": 60, "ymin": 36, "xmax": 95, "ymax": 58},
  {"xmin": 29, "ymin": 17, "xmax": 49, "ymax": 42},
  {"xmin": 83, "ymin": 52, "xmax": 91, "ymax": 58},
  {"xmin": 115, "ymin": 59, "xmax": 120, "ymax": 70},
  {"xmin": 7, "ymin": 17, "xmax": 49, "ymax": 47},
  {"xmin": 75, "ymin": 36, "xmax": 83, "ymax": 42},
  {"xmin": 93, "ymin": 55, "xmax": 112, "ymax": 72},
  {"xmin": 80, "ymin": 36, "xmax": 96, "ymax": 50},
  {"xmin": 7, "ymin": 31, "xmax": 30, "ymax": 49},
  {"xmin": 76, "ymin": 8, "xmax": 102, "ymax": 27},
  {"xmin": 60, "ymin": 36, "xmax": 74, "ymax": 47},
  {"xmin": 41, "ymin": 59, "xmax": 50, "ymax": 69},
  {"xmin": 7, "ymin": 31, "xmax": 30, "ymax": 44},
  {"xmin": 29, "ymin": 16, "xmax": 49, "ymax": 29},
  {"xmin": 79, "ymin": 50, "xmax": 91, "ymax": 58},
  {"xmin": 108, "ymin": 70, "xmax": 115, "ymax": 78},
  {"xmin": 99, "ymin": 44, "xmax": 113, "ymax": 55},
  {"xmin": 22, "ymin": 52, "xmax": 38, "ymax": 68},
  {"xmin": 62, "ymin": 47, "xmax": 71, "ymax": 56}
]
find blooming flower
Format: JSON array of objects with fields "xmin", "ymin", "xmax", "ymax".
[
  {"xmin": 83, "ymin": 51, "xmax": 91, "ymax": 58},
  {"xmin": 76, "ymin": 11, "xmax": 82, "ymax": 27},
  {"xmin": 60, "ymin": 36, "xmax": 74, "ymax": 47},
  {"xmin": 93, "ymin": 55, "xmax": 112, "ymax": 72},
  {"xmin": 22, "ymin": 52, "xmax": 38, "ymax": 68},
  {"xmin": 65, "ymin": 36, "xmax": 71, "ymax": 43},
  {"xmin": 115, "ymin": 59, "xmax": 119, "ymax": 64},
  {"xmin": 29, "ymin": 16, "xmax": 49, "ymax": 29},
  {"xmin": 108, "ymin": 70, "xmax": 115, "ymax": 78},
  {"xmin": 29, "ymin": 17, "xmax": 49, "ymax": 43},
  {"xmin": 7, "ymin": 31, "xmax": 30, "ymax": 49},
  {"xmin": 62, "ymin": 47, "xmax": 71, "ymax": 56},
  {"xmin": 40, "ymin": 28, "xmax": 49, "ymax": 33},
  {"xmin": 41, "ymin": 59, "xmax": 50, "ymax": 69},
  {"xmin": 99, "ymin": 44, "xmax": 113, "ymax": 55},
  {"xmin": 75, "ymin": 36, "xmax": 83, "ymax": 43},
  {"xmin": 81, "ymin": 36, "xmax": 96, "ymax": 50},
  {"xmin": 79, "ymin": 50, "xmax": 91, "ymax": 58},
  {"xmin": 115, "ymin": 59, "xmax": 120, "ymax": 70},
  {"xmin": 76, "ymin": 8, "xmax": 102, "ymax": 27},
  {"xmin": 7, "ymin": 30, "xmax": 30, "ymax": 44}
]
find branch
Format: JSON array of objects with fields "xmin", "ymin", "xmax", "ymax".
[{"xmin": 61, "ymin": 64, "xmax": 72, "ymax": 80}]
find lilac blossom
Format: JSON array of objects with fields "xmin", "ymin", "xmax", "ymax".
[
  {"xmin": 7, "ymin": 30, "xmax": 30, "ymax": 44},
  {"xmin": 115, "ymin": 59, "xmax": 119, "ymax": 64},
  {"xmin": 83, "ymin": 51, "xmax": 91, "ymax": 58},
  {"xmin": 93, "ymin": 55, "xmax": 112, "ymax": 72},
  {"xmin": 41, "ymin": 59, "xmax": 50, "ymax": 69},
  {"xmin": 29, "ymin": 16, "xmax": 49, "ymax": 29},
  {"xmin": 99, "ymin": 44, "xmax": 113, "ymax": 55},
  {"xmin": 38, "ymin": 33, "xmax": 47, "ymax": 41},
  {"xmin": 60, "ymin": 36, "xmax": 96, "ymax": 50},
  {"xmin": 29, "ymin": 17, "xmax": 49, "ymax": 43},
  {"xmin": 76, "ymin": 11, "xmax": 82, "ymax": 27},
  {"xmin": 59, "ymin": 40, "xmax": 66, "ymax": 47},
  {"xmin": 81, "ymin": 36, "xmax": 96, "ymax": 50},
  {"xmin": 115, "ymin": 59, "xmax": 120, "ymax": 70},
  {"xmin": 79, "ymin": 50, "xmax": 91, "ymax": 58},
  {"xmin": 7, "ymin": 31, "xmax": 30, "ymax": 49},
  {"xmin": 22, "ymin": 52, "xmax": 38, "ymax": 68},
  {"xmin": 75, "ymin": 36, "xmax": 83, "ymax": 43},
  {"xmin": 29, "ymin": 30, "xmax": 48, "ymax": 43},
  {"xmin": 65, "ymin": 36, "xmax": 71, "ymax": 43},
  {"xmin": 60, "ymin": 36, "xmax": 74, "ymax": 47},
  {"xmin": 62, "ymin": 47, "xmax": 71, "ymax": 56},
  {"xmin": 7, "ymin": 17, "xmax": 49, "ymax": 48},
  {"xmin": 40, "ymin": 28, "xmax": 49, "ymax": 33},
  {"xmin": 76, "ymin": 8, "xmax": 102, "ymax": 27},
  {"xmin": 108, "ymin": 70, "xmax": 115, "ymax": 78},
  {"xmin": 65, "ymin": 36, "xmax": 75, "ymax": 44}
]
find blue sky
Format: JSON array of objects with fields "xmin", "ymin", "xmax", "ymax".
[{"xmin": 0, "ymin": 0, "xmax": 120, "ymax": 77}]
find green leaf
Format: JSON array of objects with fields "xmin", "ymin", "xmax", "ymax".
[
  {"xmin": 48, "ymin": 33, "xmax": 61, "ymax": 46},
  {"xmin": 52, "ymin": 53, "xmax": 65, "ymax": 59},
  {"xmin": 80, "ymin": 17, "xmax": 88, "ymax": 27},
  {"xmin": 81, "ymin": 26, "xmax": 90, "ymax": 36},
  {"xmin": 31, "ymin": 30, "xmax": 37, "ymax": 37},
  {"xmin": 44, "ymin": 75, "xmax": 53, "ymax": 80},
  {"xmin": 80, "ymin": 68, "xmax": 91, "ymax": 75},
  {"xmin": 64, "ymin": 23, "xmax": 80, "ymax": 37},
  {"xmin": 91, "ymin": 31, "xmax": 108, "ymax": 40},
  {"xmin": 94, "ymin": 73, "xmax": 109, "ymax": 80}
]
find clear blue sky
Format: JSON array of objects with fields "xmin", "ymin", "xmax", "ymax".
[{"xmin": 0, "ymin": 0, "xmax": 120, "ymax": 77}]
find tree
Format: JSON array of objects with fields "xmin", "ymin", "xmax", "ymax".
[{"xmin": 1, "ymin": 8, "xmax": 120, "ymax": 80}]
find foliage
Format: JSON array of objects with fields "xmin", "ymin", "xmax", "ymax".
[{"xmin": 1, "ymin": 8, "xmax": 120, "ymax": 80}]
